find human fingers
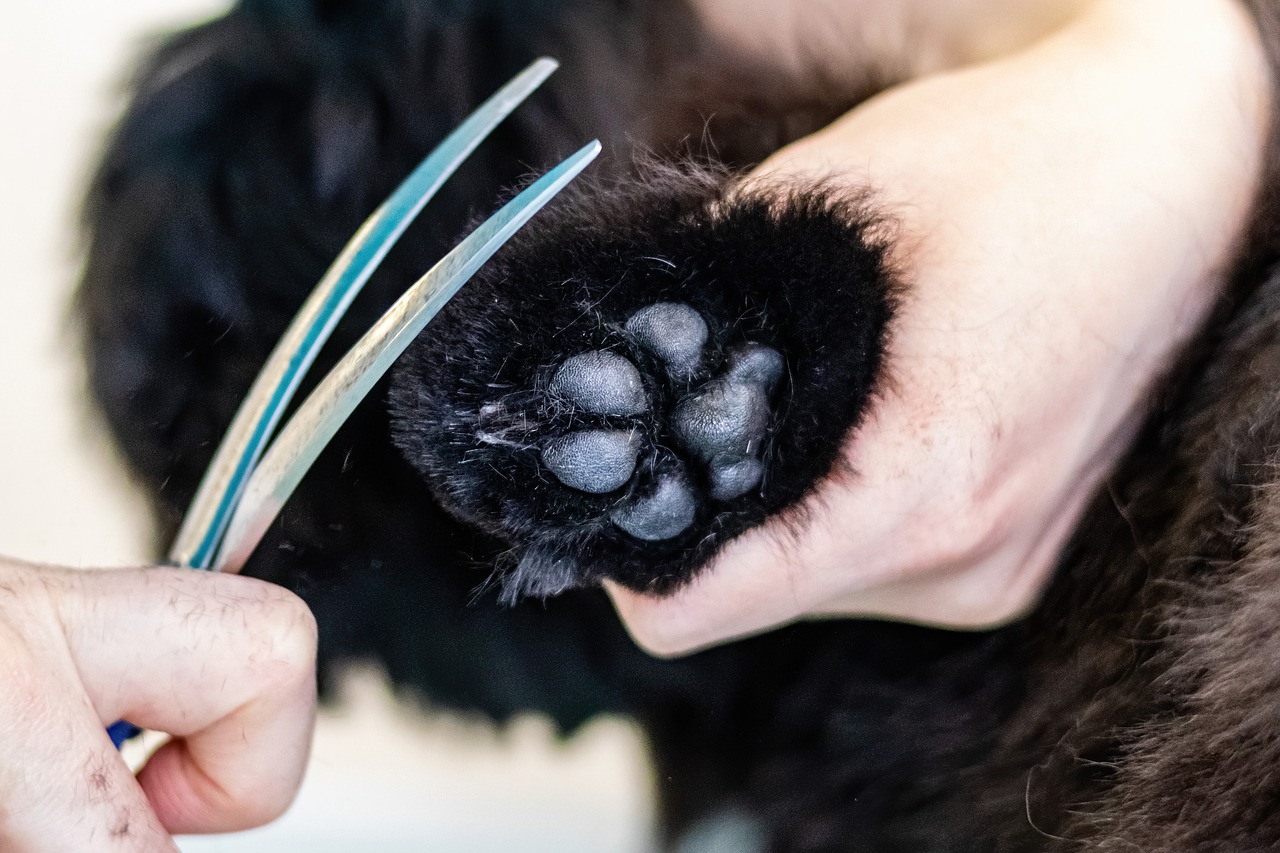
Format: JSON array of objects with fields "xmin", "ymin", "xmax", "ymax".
[
  {"xmin": 607, "ymin": 0, "xmax": 1270, "ymax": 655},
  {"xmin": 51, "ymin": 565, "xmax": 318, "ymax": 834},
  {"xmin": 604, "ymin": 462, "xmax": 1080, "ymax": 655},
  {"xmin": 0, "ymin": 565, "xmax": 177, "ymax": 851}
]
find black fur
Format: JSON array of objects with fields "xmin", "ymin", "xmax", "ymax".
[
  {"xmin": 75, "ymin": 0, "xmax": 1280, "ymax": 850},
  {"xmin": 390, "ymin": 168, "xmax": 896, "ymax": 599}
]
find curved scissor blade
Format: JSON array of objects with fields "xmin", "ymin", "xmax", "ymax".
[
  {"xmin": 213, "ymin": 141, "xmax": 601, "ymax": 573},
  {"xmin": 170, "ymin": 57, "xmax": 559, "ymax": 569}
]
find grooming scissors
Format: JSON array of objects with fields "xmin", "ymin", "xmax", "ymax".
[{"xmin": 108, "ymin": 58, "xmax": 599, "ymax": 748}]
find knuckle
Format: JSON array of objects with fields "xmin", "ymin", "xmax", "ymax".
[
  {"xmin": 626, "ymin": 624, "xmax": 684, "ymax": 658},
  {"xmin": 0, "ymin": 577, "xmax": 72, "ymax": 729},
  {"xmin": 215, "ymin": 576, "xmax": 319, "ymax": 691},
  {"xmin": 252, "ymin": 587, "xmax": 319, "ymax": 680},
  {"xmin": 939, "ymin": 565, "xmax": 1042, "ymax": 629}
]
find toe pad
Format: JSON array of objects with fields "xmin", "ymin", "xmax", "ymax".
[
  {"xmin": 626, "ymin": 302, "xmax": 708, "ymax": 382},
  {"xmin": 611, "ymin": 474, "xmax": 697, "ymax": 541},
  {"xmin": 549, "ymin": 350, "xmax": 648, "ymax": 416},
  {"xmin": 726, "ymin": 343, "xmax": 784, "ymax": 393},
  {"xmin": 709, "ymin": 457, "xmax": 765, "ymax": 501},
  {"xmin": 542, "ymin": 429, "xmax": 642, "ymax": 494},
  {"xmin": 672, "ymin": 380, "xmax": 771, "ymax": 463}
]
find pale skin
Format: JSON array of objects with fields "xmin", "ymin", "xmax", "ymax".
[
  {"xmin": 0, "ymin": 0, "xmax": 1269, "ymax": 846},
  {"xmin": 0, "ymin": 560, "xmax": 316, "ymax": 851},
  {"xmin": 607, "ymin": 0, "xmax": 1273, "ymax": 654}
]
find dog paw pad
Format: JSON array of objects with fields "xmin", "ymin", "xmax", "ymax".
[
  {"xmin": 512, "ymin": 301, "xmax": 785, "ymax": 550},
  {"xmin": 708, "ymin": 457, "xmax": 765, "ymax": 501},
  {"xmin": 625, "ymin": 302, "xmax": 708, "ymax": 381},
  {"xmin": 548, "ymin": 350, "xmax": 648, "ymax": 416},
  {"xmin": 725, "ymin": 343, "xmax": 785, "ymax": 393},
  {"xmin": 672, "ymin": 380, "xmax": 771, "ymax": 463},
  {"xmin": 542, "ymin": 429, "xmax": 642, "ymax": 493},
  {"xmin": 610, "ymin": 473, "xmax": 698, "ymax": 541}
]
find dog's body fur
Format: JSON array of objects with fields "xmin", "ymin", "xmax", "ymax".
[{"xmin": 77, "ymin": 0, "xmax": 1280, "ymax": 849}]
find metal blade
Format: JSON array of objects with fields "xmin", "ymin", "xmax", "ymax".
[
  {"xmin": 213, "ymin": 141, "xmax": 601, "ymax": 573},
  {"xmin": 169, "ymin": 57, "xmax": 559, "ymax": 570}
]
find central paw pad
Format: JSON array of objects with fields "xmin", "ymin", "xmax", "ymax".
[{"xmin": 537, "ymin": 302, "xmax": 783, "ymax": 543}]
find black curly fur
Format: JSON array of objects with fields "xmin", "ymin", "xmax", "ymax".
[{"xmin": 75, "ymin": 0, "xmax": 1280, "ymax": 850}]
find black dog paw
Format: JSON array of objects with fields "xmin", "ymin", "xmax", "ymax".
[{"xmin": 390, "ymin": 165, "xmax": 898, "ymax": 601}]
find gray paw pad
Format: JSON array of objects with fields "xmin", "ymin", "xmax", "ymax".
[
  {"xmin": 549, "ymin": 350, "xmax": 647, "ymax": 416},
  {"xmin": 672, "ymin": 380, "xmax": 770, "ymax": 463},
  {"xmin": 610, "ymin": 474, "xmax": 697, "ymax": 541},
  {"xmin": 542, "ymin": 429, "xmax": 642, "ymax": 494},
  {"xmin": 725, "ymin": 343, "xmax": 784, "ymax": 393},
  {"xmin": 625, "ymin": 302, "xmax": 708, "ymax": 381},
  {"xmin": 709, "ymin": 457, "xmax": 764, "ymax": 501},
  {"xmin": 531, "ymin": 302, "xmax": 783, "ymax": 540}
]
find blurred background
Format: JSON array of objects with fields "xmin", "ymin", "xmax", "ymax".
[{"xmin": 0, "ymin": 2, "xmax": 656, "ymax": 849}]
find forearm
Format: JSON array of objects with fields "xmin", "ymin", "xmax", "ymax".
[{"xmin": 687, "ymin": 0, "xmax": 1094, "ymax": 81}]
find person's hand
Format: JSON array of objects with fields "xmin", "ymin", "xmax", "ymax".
[
  {"xmin": 0, "ymin": 557, "xmax": 317, "ymax": 851},
  {"xmin": 606, "ymin": 0, "xmax": 1272, "ymax": 653}
]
